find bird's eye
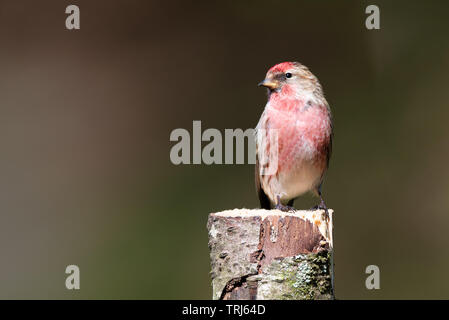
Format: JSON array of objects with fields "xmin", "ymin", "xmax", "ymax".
[{"xmin": 285, "ymin": 72, "xmax": 292, "ymax": 78}]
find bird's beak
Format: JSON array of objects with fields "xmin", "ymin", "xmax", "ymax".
[{"xmin": 258, "ymin": 79, "xmax": 279, "ymax": 90}]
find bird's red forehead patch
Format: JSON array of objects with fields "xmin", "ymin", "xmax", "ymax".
[{"xmin": 268, "ymin": 62, "xmax": 295, "ymax": 73}]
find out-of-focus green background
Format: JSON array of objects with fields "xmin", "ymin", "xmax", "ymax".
[{"xmin": 0, "ymin": 0, "xmax": 448, "ymax": 299}]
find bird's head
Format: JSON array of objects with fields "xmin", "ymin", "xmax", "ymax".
[{"xmin": 258, "ymin": 62, "xmax": 321, "ymax": 98}]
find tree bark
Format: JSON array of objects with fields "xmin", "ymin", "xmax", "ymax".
[{"xmin": 207, "ymin": 208, "xmax": 334, "ymax": 300}]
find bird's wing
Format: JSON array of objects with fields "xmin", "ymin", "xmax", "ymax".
[
  {"xmin": 255, "ymin": 109, "xmax": 272, "ymax": 209},
  {"xmin": 255, "ymin": 151, "xmax": 271, "ymax": 210}
]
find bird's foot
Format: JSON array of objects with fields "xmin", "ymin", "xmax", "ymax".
[
  {"xmin": 320, "ymin": 203, "xmax": 330, "ymax": 221},
  {"xmin": 311, "ymin": 199, "xmax": 330, "ymax": 219},
  {"xmin": 310, "ymin": 198, "xmax": 327, "ymax": 210},
  {"xmin": 275, "ymin": 203, "xmax": 296, "ymax": 212},
  {"xmin": 274, "ymin": 195, "xmax": 295, "ymax": 212}
]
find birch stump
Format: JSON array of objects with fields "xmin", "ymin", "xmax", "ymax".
[{"xmin": 207, "ymin": 209, "xmax": 334, "ymax": 300}]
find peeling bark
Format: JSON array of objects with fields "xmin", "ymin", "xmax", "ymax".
[{"xmin": 207, "ymin": 208, "xmax": 334, "ymax": 300}]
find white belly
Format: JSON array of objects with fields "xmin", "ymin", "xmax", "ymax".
[{"xmin": 261, "ymin": 158, "xmax": 324, "ymax": 205}]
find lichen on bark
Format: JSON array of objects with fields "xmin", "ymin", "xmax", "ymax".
[{"xmin": 251, "ymin": 250, "xmax": 333, "ymax": 300}]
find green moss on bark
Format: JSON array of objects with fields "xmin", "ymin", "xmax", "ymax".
[{"xmin": 255, "ymin": 250, "xmax": 333, "ymax": 300}]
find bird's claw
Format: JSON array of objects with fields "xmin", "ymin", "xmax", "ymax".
[
  {"xmin": 311, "ymin": 199, "xmax": 330, "ymax": 220},
  {"xmin": 275, "ymin": 204, "xmax": 296, "ymax": 212}
]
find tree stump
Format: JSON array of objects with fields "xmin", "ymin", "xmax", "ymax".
[{"xmin": 207, "ymin": 208, "xmax": 334, "ymax": 300}]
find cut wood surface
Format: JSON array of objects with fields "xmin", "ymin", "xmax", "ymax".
[{"xmin": 207, "ymin": 208, "xmax": 334, "ymax": 300}]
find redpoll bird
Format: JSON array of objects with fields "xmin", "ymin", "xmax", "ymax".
[{"xmin": 255, "ymin": 62, "xmax": 333, "ymax": 211}]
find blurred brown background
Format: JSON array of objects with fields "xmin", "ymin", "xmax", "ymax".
[{"xmin": 0, "ymin": 0, "xmax": 448, "ymax": 299}]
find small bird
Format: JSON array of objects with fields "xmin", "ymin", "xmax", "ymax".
[{"xmin": 255, "ymin": 62, "xmax": 333, "ymax": 211}]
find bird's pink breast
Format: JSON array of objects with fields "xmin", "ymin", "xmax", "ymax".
[{"xmin": 265, "ymin": 97, "xmax": 331, "ymax": 173}]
